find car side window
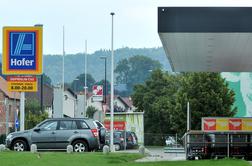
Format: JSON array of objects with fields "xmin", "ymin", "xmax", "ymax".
[
  {"xmin": 39, "ymin": 121, "xmax": 57, "ymax": 131},
  {"xmin": 79, "ymin": 121, "xmax": 89, "ymax": 129},
  {"xmin": 59, "ymin": 121, "xmax": 77, "ymax": 130}
]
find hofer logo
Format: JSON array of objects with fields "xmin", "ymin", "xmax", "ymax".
[
  {"xmin": 9, "ymin": 32, "xmax": 36, "ymax": 69},
  {"xmin": 10, "ymin": 32, "xmax": 35, "ymax": 56}
]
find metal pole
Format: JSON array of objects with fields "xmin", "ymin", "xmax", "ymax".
[
  {"xmin": 20, "ymin": 92, "xmax": 25, "ymax": 131},
  {"xmin": 124, "ymin": 130, "xmax": 127, "ymax": 150},
  {"xmin": 227, "ymin": 133, "xmax": 230, "ymax": 158},
  {"xmin": 186, "ymin": 102, "xmax": 190, "ymax": 160},
  {"xmin": 104, "ymin": 57, "xmax": 107, "ymax": 104},
  {"xmin": 14, "ymin": 92, "xmax": 17, "ymax": 132},
  {"xmin": 62, "ymin": 26, "xmax": 65, "ymax": 118},
  {"xmin": 187, "ymin": 102, "xmax": 190, "ymax": 131},
  {"xmin": 84, "ymin": 40, "xmax": 87, "ymax": 117},
  {"xmin": 5, "ymin": 98, "xmax": 8, "ymax": 136},
  {"xmin": 110, "ymin": 12, "xmax": 115, "ymax": 152},
  {"xmin": 176, "ymin": 133, "xmax": 178, "ymax": 148},
  {"xmin": 41, "ymin": 74, "xmax": 43, "ymax": 112},
  {"xmin": 185, "ymin": 133, "xmax": 188, "ymax": 160}
]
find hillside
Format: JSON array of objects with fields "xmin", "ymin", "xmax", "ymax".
[{"xmin": 0, "ymin": 47, "xmax": 171, "ymax": 84}]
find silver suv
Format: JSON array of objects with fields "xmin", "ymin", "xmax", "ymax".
[{"xmin": 5, "ymin": 118, "xmax": 106, "ymax": 152}]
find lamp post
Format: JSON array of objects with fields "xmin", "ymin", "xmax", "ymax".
[
  {"xmin": 100, "ymin": 56, "xmax": 107, "ymax": 104},
  {"xmin": 110, "ymin": 12, "xmax": 115, "ymax": 152}
]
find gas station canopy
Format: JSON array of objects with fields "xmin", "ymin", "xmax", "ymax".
[{"xmin": 158, "ymin": 7, "xmax": 252, "ymax": 72}]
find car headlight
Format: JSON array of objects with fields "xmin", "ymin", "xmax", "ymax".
[{"xmin": 6, "ymin": 134, "xmax": 13, "ymax": 140}]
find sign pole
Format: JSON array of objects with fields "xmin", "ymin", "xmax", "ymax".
[
  {"xmin": 5, "ymin": 98, "xmax": 9, "ymax": 136},
  {"xmin": 20, "ymin": 92, "xmax": 25, "ymax": 131},
  {"xmin": 14, "ymin": 92, "xmax": 17, "ymax": 132}
]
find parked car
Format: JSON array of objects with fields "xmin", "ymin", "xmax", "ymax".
[
  {"xmin": 105, "ymin": 130, "xmax": 138, "ymax": 151},
  {"xmin": 165, "ymin": 136, "xmax": 176, "ymax": 146},
  {"xmin": 5, "ymin": 118, "xmax": 106, "ymax": 152}
]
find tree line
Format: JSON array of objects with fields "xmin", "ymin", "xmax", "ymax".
[{"xmin": 132, "ymin": 70, "xmax": 237, "ymax": 145}]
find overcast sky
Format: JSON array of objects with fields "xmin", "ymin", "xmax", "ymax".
[{"xmin": 0, "ymin": 0, "xmax": 252, "ymax": 54}]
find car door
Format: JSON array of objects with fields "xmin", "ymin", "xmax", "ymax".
[
  {"xmin": 55, "ymin": 120, "xmax": 79, "ymax": 149},
  {"xmin": 31, "ymin": 120, "xmax": 58, "ymax": 149}
]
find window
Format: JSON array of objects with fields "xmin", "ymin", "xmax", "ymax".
[
  {"xmin": 114, "ymin": 132, "xmax": 122, "ymax": 138},
  {"xmin": 40, "ymin": 121, "xmax": 57, "ymax": 131},
  {"xmin": 79, "ymin": 121, "xmax": 89, "ymax": 129},
  {"xmin": 59, "ymin": 121, "xmax": 77, "ymax": 130}
]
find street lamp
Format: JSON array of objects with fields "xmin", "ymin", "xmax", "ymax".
[
  {"xmin": 100, "ymin": 56, "xmax": 107, "ymax": 104},
  {"xmin": 110, "ymin": 12, "xmax": 115, "ymax": 152}
]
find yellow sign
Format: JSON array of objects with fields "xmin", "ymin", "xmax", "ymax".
[
  {"xmin": 2, "ymin": 26, "xmax": 43, "ymax": 75},
  {"xmin": 7, "ymin": 76, "xmax": 37, "ymax": 92},
  {"xmin": 242, "ymin": 119, "xmax": 252, "ymax": 131},
  {"xmin": 216, "ymin": 118, "xmax": 228, "ymax": 131}
]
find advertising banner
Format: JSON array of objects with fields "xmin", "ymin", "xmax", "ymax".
[
  {"xmin": 104, "ymin": 121, "xmax": 126, "ymax": 130},
  {"xmin": 202, "ymin": 117, "xmax": 252, "ymax": 132}
]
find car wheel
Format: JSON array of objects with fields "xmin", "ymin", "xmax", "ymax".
[
  {"xmin": 114, "ymin": 144, "xmax": 121, "ymax": 151},
  {"xmin": 12, "ymin": 140, "xmax": 28, "ymax": 152},
  {"xmin": 72, "ymin": 140, "xmax": 88, "ymax": 152}
]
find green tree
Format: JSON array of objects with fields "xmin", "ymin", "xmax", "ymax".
[
  {"xmin": 132, "ymin": 71, "xmax": 237, "ymax": 143},
  {"xmin": 86, "ymin": 106, "xmax": 99, "ymax": 119},
  {"xmin": 115, "ymin": 55, "xmax": 162, "ymax": 96},
  {"xmin": 25, "ymin": 99, "xmax": 48, "ymax": 129},
  {"xmin": 132, "ymin": 69, "xmax": 178, "ymax": 145},
  {"xmin": 171, "ymin": 72, "xmax": 237, "ymax": 135},
  {"xmin": 71, "ymin": 73, "xmax": 96, "ymax": 92}
]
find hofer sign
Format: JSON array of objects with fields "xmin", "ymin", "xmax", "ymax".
[
  {"xmin": 2, "ymin": 26, "xmax": 43, "ymax": 75},
  {"xmin": 202, "ymin": 117, "xmax": 252, "ymax": 132}
]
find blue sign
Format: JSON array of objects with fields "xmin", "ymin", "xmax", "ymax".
[
  {"xmin": 2, "ymin": 26, "xmax": 43, "ymax": 75},
  {"xmin": 9, "ymin": 32, "xmax": 36, "ymax": 70},
  {"xmin": 15, "ymin": 119, "xmax": 19, "ymax": 129}
]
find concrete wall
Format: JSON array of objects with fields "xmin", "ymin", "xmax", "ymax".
[
  {"xmin": 76, "ymin": 94, "xmax": 85, "ymax": 118},
  {"xmin": 53, "ymin": 87, "xmax": 63, "ymax": 118},
  {"xmin": 63, "ymin": 91, "xmax": 76, "ymax": 117}
]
